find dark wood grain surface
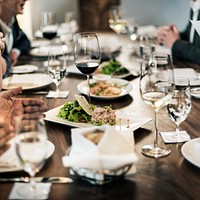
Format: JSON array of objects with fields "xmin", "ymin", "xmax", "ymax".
[{"xmin": 0, "ymin": 35, "xmax": 200, "ymax": 200}]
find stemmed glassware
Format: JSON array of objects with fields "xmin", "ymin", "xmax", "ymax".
[
  {"xmin": 166, "ymin": 78, "xmax": 191, "ymax": 141},
  {"xmin": 47, "ymin": 49, "xmax": 69, "ymax": 98},
  {"xmin": 139, "ymin": 53, "xmax": 175, "ymax": 158},
  {"xmin": 109, "ymin": 5, "xmax": 127, "ymax": 34},
  {"xmin": 41, "ymin": 12, "xmax": 58, "ymax": 44},
  {"xmin": 74, "ymin": 32, "xmax": 101, "ymax": 103},
  {"xmin": 15, "ymin": 115, "xmax": 48, "ymax": 198}
]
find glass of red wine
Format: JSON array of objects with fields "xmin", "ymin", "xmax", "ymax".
[
  {"xmin": 74, "ymin": 32, "xmax": 101, "ymax": 103},
  {"xmin": 41, "ymin": 12, "xmax": 58, "ymax": 44}
]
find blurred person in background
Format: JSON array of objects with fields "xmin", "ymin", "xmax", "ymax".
[
  {"xmin": 0, "ymin": 32, "xmax": 6, "ymax": 89},
  {"xmin": 157, "ymin": 0, "xmax": 200, "ymax": 64},
  {"xmin": 0, "ymin": 0, "xmax": 31, "ymax": 76}
]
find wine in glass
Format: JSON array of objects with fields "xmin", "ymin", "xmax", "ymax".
[
  {"xmin": 47, "ymin": 49, "xmax": 69, "ymax": 98},
  {"xmin": 167, "ymin": 78, "xmax": 191, "ymax": 141},
  {"xmin": 42, "ymin": 12, "xmax": 58, "ymax": 42},
  {"xmin": 109, "ymin": 5, "xmax": 127, "ymax": 34},
  {"xmin": 74, "ymin": 32, "xmax": 101, "ymax": 103},
  {"xmin": 15, "ymin": 116, "xmax": 48, "ymax": 198},
  {"xmin": 139, "ymin": 53, "xmax": 175, "ymax": 158}
]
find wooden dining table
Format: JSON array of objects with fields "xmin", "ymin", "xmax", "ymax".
[{"xmin": 0, "ymin": 33, "xmax": 200, "ymax": 200}]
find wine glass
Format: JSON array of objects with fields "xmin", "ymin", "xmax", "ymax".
[
  {"xmin": 139, "ymin": 53, "xmax": 175, "ymax": 158},
  {"xmin": 166, "ymin": 78, "xmax": 191, "ymax": 141},
  {"xmin": 47, "ymin": 49, "xmax": 69, "ymax": 98},
  {"xmin": 74, "ymin": 32, "xmax": 101, "ymax": 103},
  {"xmin": 14, "ymin": 116, "xmax": 48, "ymax": 198},
  {"xmin": 109, "ymin": 5, "xmax": 127, "ymax": 34},
  {"xmin": 41, "ymin": 12, "xmax": 58, "ymax": 43}
]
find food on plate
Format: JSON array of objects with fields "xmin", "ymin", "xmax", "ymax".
[
  {"xmin": 57, "ymin": 94, "xmax": 116, "ymax": 125},
  {"xmin": 98, "ymin": 60, "xmax": 129, "ymax": 76},
  {"xmin": 90, "ymin": 81, "xmax": 122, "ymax": 96}
]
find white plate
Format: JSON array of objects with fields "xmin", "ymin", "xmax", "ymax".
[
  {"xmin": 181, "ymin": 137, "xmax": 200, "ymax": 168},
  {"xmin": 0, "ymin": 140, "xmax": 55, "ymax": 173},
  {"xmin": 2, "ymin": 74, "xmax": 52, "ymax": 90},
  {"xmin": 174, "ymin": 68, "xmax": 200, "ymax": 86},
  {"xmin": 44, "ymin": 105, "xmax": 152, "ymax": 129},
  {"xmin": 77, "ymin": 78, "xmax": 132, "ymax": 100},
  {"xmin": 31, "ymin": 39, "xmax": 51, "ymax": 48},
  {"xmin": 191, "ymin": 87, "xmax": 200, "ymax": 99},
  {"xmin": 11, "ymin": 65, "xmax": 39, "ymax": 74},
  {"xmin": 29, "ymin": 45, "xmax": 67, "ymax": 57}
]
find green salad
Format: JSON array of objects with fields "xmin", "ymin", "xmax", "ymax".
[
  {"xmin": 57, "ymin": 100, "xmax": 95, "ymax": 123},
  {"xmin": 99, "ymin": 60, "xmax": 129, "ymax": 76}
]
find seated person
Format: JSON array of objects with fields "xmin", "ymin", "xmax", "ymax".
[
  {"xmin": 157, "ymin": 0, "xmax": 200, "ymax": 64},
  {"xmin": 0, "ymin": 32, "xmax": 6, "ymax": 89},
  {"xmin": 0, "ymin": 0, "xmax": 31, "ymax": 76}
]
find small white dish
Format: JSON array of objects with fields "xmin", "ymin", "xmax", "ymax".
[
  {"xmin": 181, "ymin": 137, "xmax": 200, "ymax": 168},
  {"xmin": 77, "ymin": 78, "xmax": 132, "ymax": 100},
  {"xmin": 11, "ymin": 65, "xmax": 39, "ymax": 74},
  {"xmin": 0, "ymin": 140, "xmax": 55, "ymax": 173},
  {"xmin": 191, "ymin": 87, "xmax": 200, "ymax": 99}
]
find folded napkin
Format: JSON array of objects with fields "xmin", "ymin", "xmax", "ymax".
[
  {"xmin": 0, "ymin": 139, "xmax": 20, "ymax": 169},
  {"xmin": 160, "ymin": 131, "xmax": 190, "ymax": 143},
  {"xmin": 62, "ymin": 125, "xmax": 138, "ymax": 171},
  {"xmin": 8, "ymin": 183, "xmax": 52, "ymax": 200}
]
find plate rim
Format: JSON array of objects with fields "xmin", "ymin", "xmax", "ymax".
[
  {"xmin": 191, "ymin": 87, "xmax": 200, "ymax": 99},
  {"xmin": 0, "ymin": 140, "xmax": 55, "ymax": 173},
  {"xmin": 11, "ymin": 64, "xmax": 39, "ymax": 74},
  {"xmin": 77, "ymin": 78, "xmax": 132, "ymax": 100},
  {"xmin": 181, "ymin": 137, "xmax": 200, "ymax": 168},
  {"xmin": 2, "ymin": 73, "xmax": 52, "ymax": 90}
]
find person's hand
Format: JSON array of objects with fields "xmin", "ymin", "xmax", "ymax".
[
  {"xmin": 0, "ymin": 117, "xmax": 15, "ymax": 156},
  {"xmin": 9, "ymin": 50, "xmax": 18, "ymax": 66},
  {"xmin": 0, "ymin": 87, "xmax": 48, "ymax": 125},
  {"xmin": 157, "ymin": 24, "xmax": 180, "ymax": 48}
]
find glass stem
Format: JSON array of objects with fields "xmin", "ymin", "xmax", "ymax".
[
  {"xmin": 86, "ymin": 75, "xmax": 91, "ymax": 104},
  {"xmin": 154, "ymin": 111, "xmax": 158, "ymax": 148},
  {"xmin": 55, "ymin": 83, "xmax": 60, "ymax": 94},
  {"xmin": 175, "ymin": 123, "xmax": 180, "ymax": 137},
  {"xmin": 30, "ymin": 176, "xmax": 36, "ymax": 197}
]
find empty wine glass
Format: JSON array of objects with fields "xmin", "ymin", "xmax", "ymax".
[
  {"xmin": 41, "ymin": 12, "xmax": 58, "ymax": 44},
  {"xmin": 167, "ymin": 78, "xmax": 191, "ymax": 141},
  {"xmin": 139, "ymin": 53, "xmax": 175, "ymax": 158},
  {"xmin": 15, "ymin": 116, "xmax": 48, "ymax": 198},
  {"xmin": 47, "ymin": 49, "xmax": 69, "ymax": 98},
  {"xmin": 74, "ymin": 32, "xmax": 101, "ymax": 103},
  {"xmin": 109, "ymin": 5, "xmax": 127, "ymax": 34}
]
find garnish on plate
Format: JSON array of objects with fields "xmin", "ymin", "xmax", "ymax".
[{"xmin": 57, "ymin": 94, "xmax": 116, "ymax": 125}]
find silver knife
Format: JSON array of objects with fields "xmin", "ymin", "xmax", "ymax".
[{"xmin": 0, "ymin": 176, "xmax": 73, "ymax": 184}]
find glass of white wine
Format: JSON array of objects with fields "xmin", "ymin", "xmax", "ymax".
[
  {"xmin": 47, "ymin": 49, "xmax": 69, "ymax": 98},
  {"xmin": 167, "ymin": 78, "xmax": 191, "ymax": 141},
  {"xmin": 109, "ymin": 5, "xmax": 127, "ymax": 34},
  {"xmin": 139, "ymin": 53, "xmax": 175, "ymax": 158},
  {"xmin": 15, "ymin": 116, "xmax": 48, "ymax": 199}
]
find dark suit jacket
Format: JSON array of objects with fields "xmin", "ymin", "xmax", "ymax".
[
  {"xmin": 0, "ymin": 16, "xmax": 31, "ymax": 77},
  {"xmin": 172, "ymin": 9, "xmax": 200, "ymax": 64}
]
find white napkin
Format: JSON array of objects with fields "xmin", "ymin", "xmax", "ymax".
[
  {"xmin": 62, "ymin": 125, "xmax": 138, "ymax": 171},
  {"xmin": 8, "ymin": 183, "xmax": 51, "ymax": 200},
  {"xmin": 0, "ymin": 139, "xmax": 20, "ymax": 169},
  {"xmin": 160, "ymin": 131, "xmax": 190, "ymax": 143}
]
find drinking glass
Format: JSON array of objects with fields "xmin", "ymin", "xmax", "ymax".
[
  {"xmin": 74, "ymin": 32, "xmax": 101, "ymax": 103},
  {"xmin": 47, "ymin": 49, "xmax": 69, "ymax": 98},
  {"xmin": 41, "ymin": 12, "xmax": 58, "ymax": 43},
  {"xmin": 109, "ymin": 5, "xmax": 127, "ymax": 34},
  {"xmin": 15, "ymin": 116, "xmax": 48, "ymax": 198},
  {"xmin": 167, "ymin": 78, "xmax": 191, "ymax": 140},
  {"xmin": 139, "ymin": 53, "xmax": 175, "ymax": 158}
]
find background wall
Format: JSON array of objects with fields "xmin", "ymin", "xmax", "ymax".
[{"xmin": 26, "ymin": 0, "xmax": 190, "ymax": 38}]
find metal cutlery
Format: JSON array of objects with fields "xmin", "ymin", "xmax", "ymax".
[{"xmin": 0, "ymin": 176, "xmax": 73, "ymax": 184}]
